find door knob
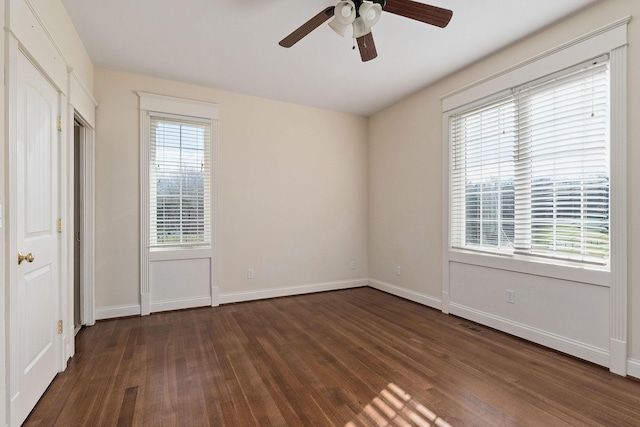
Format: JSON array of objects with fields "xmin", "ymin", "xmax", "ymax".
[{"xmin": 18, "ymin": 252, "xmax": 34, "ymax": 265}]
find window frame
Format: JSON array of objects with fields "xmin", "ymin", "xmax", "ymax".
[
  {"xmin": 138, "ymin": 93, "xmax": 219, "ymax": 316},
  {"xmin": 148, "ymin": 112, "xmax": 212, "ymax": 249},
  {"xmin": 449, "ymin": 59, "xmax": 611, "ymax": 265},
  {"xmin": 139, "ymin": 92, "xmax": 219, "ymax": 254},
  {"xmin": 441, "ymin": 19, "xmax": 628, "ymax": 288},
  {"xmin": 449, "ymin": 91, "xmax": 517, "ymax": 255}
]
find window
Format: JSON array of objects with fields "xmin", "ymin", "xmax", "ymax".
[
  {"xmin": 450, "ymin": 58, "xmax": 610, "ymax": 265},
  {"xmin": 139, "ymin": 92, "xmax": 218, "ymax": 252},
  {"xmin": 149, "ymin": 114, "xmax": 211, "ymax": 247},
  {"xmin": 139, "ymin": 93, "xmax": 219, "ymax": 314}
]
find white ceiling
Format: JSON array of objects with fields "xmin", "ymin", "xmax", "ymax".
[{"xmin": 61, "ymin": 0, "xmax": 599, "ymax": 116}]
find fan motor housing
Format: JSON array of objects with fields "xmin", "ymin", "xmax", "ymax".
[{"xmin": 353, "ymin": 0, "xmax": 387, "ymax": 17}]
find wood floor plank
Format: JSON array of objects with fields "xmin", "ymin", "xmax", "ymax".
[
  {"xmin": 117, "ymin": 386, "xmax": 138, "ymax": 427},
  {"xmin": 23, "ymin": 288, "xmax": 640, "ymax": 426}
]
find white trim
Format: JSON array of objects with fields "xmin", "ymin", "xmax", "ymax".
[
  {"xmin": 94, "ymin": 280, "xmax": 366, "ymax": 319},
  {"xmin": 71, "ymin": 71, "xmax": 98, "ymax": 107},
  {"xmin": 60, "ymin": 91, "xmax": 71, "ymax": 369},
  {"xmin": 441, "ymin": 114, "xmax": 451, "ymax": 314},
  {"xmin": 368, "ymin": 279, "xmax": 442, "ymax": 310},
  {"xmin": 138, "ymin": 92, "xmax": 219, "ymax": 119},
  {"xmin": 609, "ymin": 338, "xmax": 627, "ymax": 375},
  {"xmin": 608, "ymin": 44, "xmax": 628, "ymax": 376},
  {"xmin": 70, "ymin": 71, "xmax": 97, "ymax": 128},
  {"xmin": 150, "ymin": 248, "xmax": 212, "ymax": 261},
  {"xmin": 78, "ymin": 123, "xmax": 96, "ymax": 326},
  {"xmin": 8, "ymin": 0, "xmax": 67, "ymax": 93},
  {"xmin": 65, "ymin": 103, "xmax": 75, "ymax": 361},
  {"xmin": 448, "ymin": 302, "xmax": 610, "ymax": 368},
  {"xmin": 10, "ymin": 1, "xmax": 95, "ymax": 101},
  {"xmin": 150, "ymin": 297, "xmax": 213, "ymax": 313},
  {"xmin": 442, "ymin": 16, "xmax": 630, "ymax": 111},
  {"xmin": 211, "ymin": 119, "xmax": 219, "ymax": 307},
  {"xmin": 0, "ymin": 6, "xmax": 5, "ymax": 427},
  {"xmin": 211, "ymin": 285, "xmax": 219, "ymax": 308},
  {"xmin": 627, "ymin": 359, "xmax": 640, "ymax": 380},
  {"xmin": 95, "ymin": 305, "xmax": 142, "ymax": 321},
  {"xmin": 7, "ymin": 32, "xmax": 20, "ymax": 409},
  {"xmin": 449, "ymin": 250, "xmax": 610, "ymax": 287},
  {"xmin": 218, "ymin": 279, "xmax": 367, "ymax": 305},
  {"xmin": 22, "ymin": 0, "xmax": 71, "ymax": 77},
  {"xmin": 139, "ymin": 93, "xmax": 219, "ymax": 314},
  {"xmin": 139, "ymin": 109, "xmax": 151, "ymax": 315}
]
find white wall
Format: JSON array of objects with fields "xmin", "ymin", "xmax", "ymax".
[
  {"xmin": 93, "ymin": 68, "xmax": 369, "ymax": 316},
  {"xmin": 368, "ymin": 89, "xmax": 443, "ymax": 303},
  {"xmin": 369, "ymin": 0, "xmax": 640, "ymax": 375},
  {"xmin": 1, "ymin": 2, "xmax": 6, "ymax": 424}
]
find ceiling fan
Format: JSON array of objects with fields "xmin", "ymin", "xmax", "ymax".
[{"xmin": 279, "ymin": 0, "xmax": 453, "ymax": 62}]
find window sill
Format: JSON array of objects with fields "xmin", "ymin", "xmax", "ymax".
[
  {"xmin": 448, "ymin": 249, "xmax": 610, "ymax": 287},
  {"xmin": 150, "ymin": 246, "xmax": 212, "ymax": 262}
]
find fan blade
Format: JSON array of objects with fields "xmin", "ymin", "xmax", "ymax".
[
  {"xmin": 384, "ymin": 0, "xmax": 453, "ymax": 28},
  {"xmin": 357, "ymin": 32, "xmax": 377, "ymax": 62},
  {"xmin": 279, "ymin": 6, "xmax": 335, "ymax": 48}
]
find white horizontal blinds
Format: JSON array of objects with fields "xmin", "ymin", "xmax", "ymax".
[
  {"xmin": 450, "ymin": 59, "xmax": 610, "ymax": 264},
  {"xmin": 450, "ymin": 95, "xmax": 516, "ymax": 252},
  {"xmin": 514, "ymin": 61, "xmax": 610, "ymax": 263},
  {"xmin": 149, "ymin": 113, "xmax": 211, "ymax": 248}
]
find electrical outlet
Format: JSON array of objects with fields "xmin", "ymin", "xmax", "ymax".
[
  {"xmin": 506, "ymin": 289, "xmax": 515, "ymax": 304},
  {"xmin": 350, "ymin": 260, "xmax": 356, "ymax": 270},
  {"xmin": 396, "ymin": 265, "xmax": 401, "ymax": 276},
  {"xmin": 247, "ymin": 268, "xmax": 254, "ymax": 279}
]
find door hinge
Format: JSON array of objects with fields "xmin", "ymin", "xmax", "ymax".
[
  {"xmin": 57, "ymin": 116, "xmax": 62, "ymax": 132},
  {"xmin": 58, "ymin": 320, "xmax": 63, "ymax": 334},
  {"xmin": 57, "ymin": 218, "xmax": 63, "ymax": 233}
]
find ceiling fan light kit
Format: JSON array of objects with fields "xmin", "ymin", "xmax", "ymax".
[{"xmin": 279, "ymin": 0, "xmax": 453, "ymax": 62}]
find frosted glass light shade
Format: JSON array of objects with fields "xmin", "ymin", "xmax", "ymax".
[
  {"xmin": 329, "ymin": 0, "xmax": 356, "ymax": 37},
  {"xmin": 334, "ymin": 1, "xmax": 356, "ymax": 24},
  {"xmin": 329, "ymin": 19, "xmax": 348, "ymax": 36},
  {"xmin": 359, "ymin": 1, "xmax": 382, "ymax": 27},
  {"xmin": 352, "ymin": 17, "xmax": 371, "ymax": 38}
]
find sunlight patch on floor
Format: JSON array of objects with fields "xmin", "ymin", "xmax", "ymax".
[{"xmin": 346, "ymin": 383, "xmax": 452, "ymax": 427}]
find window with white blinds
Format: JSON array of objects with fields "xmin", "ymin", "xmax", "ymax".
[
  {"xmin": 450, "ymin": 58, "xmax": 610, "ymax": 265},
  {"xmin": 149, "ymin": 113, "xmax": 211, "ymax": 248}
]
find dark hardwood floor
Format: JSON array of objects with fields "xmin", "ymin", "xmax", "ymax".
[{"xmin": 25, "ymin": 287, "xmax": 640, "ymax": 426}]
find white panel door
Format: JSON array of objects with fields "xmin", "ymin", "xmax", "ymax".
[{"xmin": 11, "ymin": 51, "xmax": 61, "ymax": 426}]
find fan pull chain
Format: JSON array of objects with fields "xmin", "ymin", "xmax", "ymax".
[{"xmin": 352, "ymin": 38, "xmax": 356, "ymax": 50}]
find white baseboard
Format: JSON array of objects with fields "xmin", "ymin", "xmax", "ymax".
[
  {"xmin": 150, "ymin": 296, "xmax": 212, "ymax": 313},
  {"xmin": 628, "ymin": 358, "xmax": 640, "ymax": 379},
  {"xmin": 212, "ymin": 286, "xmax": 219, "ymax": 307},
  {"xmin": 609, "ymin": 338, "xmax": 628, "ymax": 376},
  {"xmin": 218, "ymin": 279, "xmax": 367, "ymax": 304},
  {"xmin": 448, "ymin": 302, "xmax": 610, "ymax": 368},
  {"xmin": 94, "ymin": 280, "xmax": 366, "ymax": 319},
  {"xmin": 95, "ymin": 304, "xmax": 141, "ymax": 320},
  {"xmin": 368, "ymin": 279, "xmax": 442, "ymax": 310}
]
